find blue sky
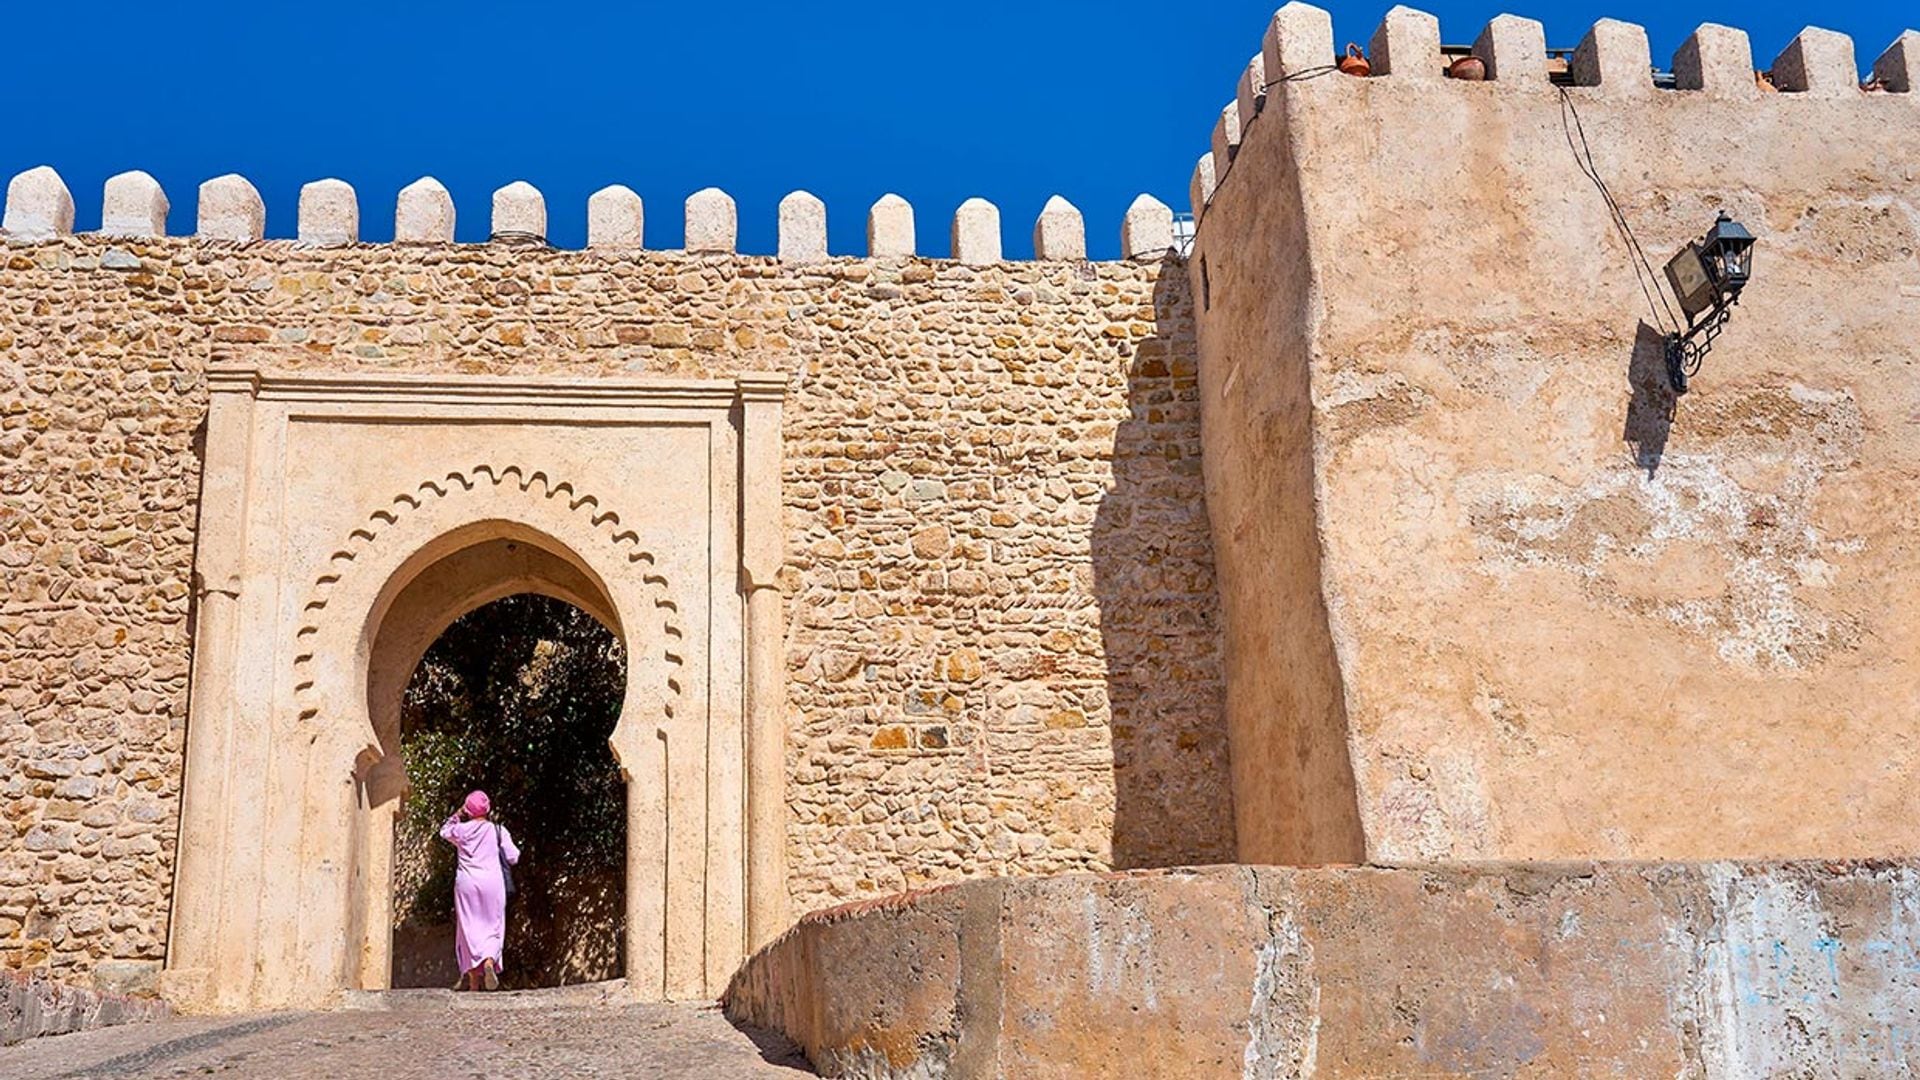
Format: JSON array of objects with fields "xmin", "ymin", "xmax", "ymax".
[{"xmin": 2, "ymin": 1, "xmax": 1909, "ymax": 257}]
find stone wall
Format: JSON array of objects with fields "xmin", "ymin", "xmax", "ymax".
[
  {"xmin": 0, "ymin": 191, "xmax": 1229, "ymax": 986},
  {"xmin": 2, "ymin": 968, "xmax": 169, "ymax": 1046},
  {"xmin": 725, "ymin": 860, "xmax": 1920, "ymax": 1078},
  {"xmin": 1194, "ymin": 8, "xmax": 1920, "ymax": 863}
]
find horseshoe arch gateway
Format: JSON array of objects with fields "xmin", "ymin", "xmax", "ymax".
[{"xmin": 160, "ymin": 361, "xmax": 788, "ymax": 1012}]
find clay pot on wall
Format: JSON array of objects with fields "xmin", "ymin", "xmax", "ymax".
[
  {"xmin": 1338, "ymin": 44, "xmax": 1371, "ymax": 77},
  {"xmin": 1448, "ymin": 55, "xmax": 1487, "ymax": 81}
]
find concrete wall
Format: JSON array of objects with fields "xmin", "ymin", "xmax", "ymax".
[
  {"xmin": 726, "ymin": 860, "xmax": 1920, "ymax": 1078},
  {"xmin": 1194, "ymin": 11, "xmax": 1920, "ymax": 862},
  {"xmin": 0, "ymin": 198, "xmax": 1228, "ymax": 989}
]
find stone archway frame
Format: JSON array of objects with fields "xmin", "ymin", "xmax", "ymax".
[
  {"xmin": 293, "ymin": 466, "xmax": 687, "ymax": 759},
  {"xmin": 162, "ymin": 361, "xmax": 788, "ymax": 1013},
  {"xmin": 315, "ymin": 472, "xmax": 686, "ymax": 994}
]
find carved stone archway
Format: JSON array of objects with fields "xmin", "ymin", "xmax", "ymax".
[{"xmin": 162, "ymin": 363, "xmax": 787, "ymax": 1013}]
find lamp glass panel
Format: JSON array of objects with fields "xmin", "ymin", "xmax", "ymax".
[{"xmin": 1665, "ymin": 243, "xmax": 1716, "ymax": 318}]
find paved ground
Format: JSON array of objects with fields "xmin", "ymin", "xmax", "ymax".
[{"xmin": 0, "ymin": 986, "xmax": 813, "ymax": 1079}]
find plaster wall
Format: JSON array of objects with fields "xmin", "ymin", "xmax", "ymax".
[
  {"xmin": 1195, "ymin": 22, "xmax": 1920, "ymax": 862},
  {"xmin": 726, "ymin": 860, "xmax": 1920, "ymax": 1078},
  {"xmin": 0, "ymin": 235, "xmax": 1228, "ymax": 991}
]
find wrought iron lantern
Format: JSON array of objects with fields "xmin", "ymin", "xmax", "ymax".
[{"xmin": 1662, "ymin": 211, "xmax": 1755, "ymax": 394}]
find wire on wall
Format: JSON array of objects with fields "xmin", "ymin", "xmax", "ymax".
[{"xmin": 1557, "ymin": 85, "xmax": 1681, "ymax": 336}]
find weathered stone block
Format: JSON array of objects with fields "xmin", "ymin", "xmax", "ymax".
[
  {"xmin": 1235, "ymin": 53, "xmax": 1266, "ymax": 135},
  {"xmin": 52, "ymin": 775, "xmax": 98, "ymax": 800},
  {"xmin": 100, "ymin": 172, "xmax": 168, "ymax": 238},
  {"xmin": 1189, "ymin": 153, "xmax": 1216, "ymax": 222},
  {"xmin": 950, "ymin": 198, "xmax": 1000, "ymax": 265},
  {"xmin": 730, "ymin": 862, "xmax": 1920, "ymax": 1079},
  {"xmin": 1571, "ymin": 18, "xmax": 1654, "ymax": 97},
  {"xmin": 91, "ymin": 959, "xmax": 160, "ymax": 996},
  {"xmin": 684, "ymin": 187, "xmax": 736, "ymax": 253},
  {"xmin": 1875, "ymin": 30, "xmax": 1920, "ymax": 92},
  {"xmin": 2, "ymin": 969, "xmax": 169, "ymax": 1046},
  {"xmin": 3, "ymin": 166, "xmax": 75, "ymax": 241},
  {"xmin": 1471, "ymin": 13, "xmax": 1546, "ymax": 83},
  {"xmin": 1209, "ymin": 102, "xmax": 1240, "ymax": 171},
  {"xmin": 296, "ymin": 179, "xmax": 358, "ymax": 246},
  {"xmin": 867, "ymin": 193, "xmax": 915, "ymax": 258},
  {"xmin": 1121, "ymin": 194, "xmax": 1173, "ymax": 259},
  {"xmin": 587, "ymin": 185, "xmax": 644, "ymax": 249},
  {"xmin": 1773, "ymin": 27, "xmax": 1859, "ymax": 97},
  {"xmin": 1032, "ymin": 196, "xmax": 1084, "ymax": 261},
  {"xmin": 196, "ymin": 175, "xmax": 264, "ymax": 242},
  {"xmin": 1262, "ymin": 2, "xmax": 1335, "ymax": 82},
  {"xmin": 395, "ymin": 177, "xmax": 455, "ymax": 243},
  {"xmin": 778, "ymin": 191, "xmax": 827, "ymax": 263},
  {"xmin": 490, "ymin": 180, "xmax": 546, "ymax": 241},
  {"xmin": 1675, "ymin": 23, "xmax": 1758, "ymax": 96},
  {"xmin": 1369, "ymin": 5, "xmax": 1441, "ymax": 80}
]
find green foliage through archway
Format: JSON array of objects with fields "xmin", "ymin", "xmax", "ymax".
[{"xmin": 389, "ymin": 593, "xmax": 627, "ymax": 989}]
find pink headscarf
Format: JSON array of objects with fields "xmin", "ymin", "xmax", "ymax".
[{"xmin": 463, "ymin": 790, "xmax": 491, "ymax": 819}]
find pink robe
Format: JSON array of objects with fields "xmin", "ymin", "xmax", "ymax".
[{"xmin": 438, "ymin": 815, "xmax": 520, "ymax": 975}]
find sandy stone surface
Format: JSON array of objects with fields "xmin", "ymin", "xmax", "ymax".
[
  {"xmin": 295, "ymin": 179, "xmax": 358, "ymax": 246},
  {"xmin": 0, "ymin": 993, "xmax": 811, "ymax": 1078},
  {"xmin": 194, "ymin": 176, "xmax": 265, "ymax": 243},
  {"xmin": 684, "ymin": 187, "xmax": 736, "ymax": 252},
  {"xmin": 866, "ymin": 194, "xmax": 914, "ymax": 256},
  {"xmin": 0, "ymin": 234, "xmax": 1230, "ymax": 990},
  {"xmin": 1, "ymin": 167, "xmax": 73, "ymax": 240},
  {"xmin": 99, "ymin": 172, "xmax": 167, "ymax": 239},
  {"xmin": 1195, "ymin": 11, "xmax": 1920, "ymax": 867},
  {"xmin": 729, "ymin": 861, "xmax": 1920, "ymax": 1079},
  {"xmin": 586, "ymin": 185, "xmax": 644, "ymax": 249},
  {"xmin": 490, "ymin": 181, "xmax": 547, "ymax": 240},
  {"xmin": 393, "ymin": 177, "xmax": 455, "ymax": 242}
]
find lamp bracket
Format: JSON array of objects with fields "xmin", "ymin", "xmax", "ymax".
[{"xmin": 1663, "ymin": 300, "xmax": 1735, "ymax": 395}]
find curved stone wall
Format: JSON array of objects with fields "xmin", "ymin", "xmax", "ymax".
[{"xmin": 726, "ymin": 860, "xmax": 1920, "ymax": 1078}]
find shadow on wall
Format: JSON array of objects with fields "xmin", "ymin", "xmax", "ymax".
[
  {"xmin": 1624, "ymin": 321, "xmax": 1677, "ymax": 478},
  {"xmin": 1090, "ymin": 264, "xmax": 1238, "ymax": 869}
]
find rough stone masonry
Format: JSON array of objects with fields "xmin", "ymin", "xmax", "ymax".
[
  {"xmin": 0, "ymin": 184, "xmax": 1229, "ymax": 997},
  {"xmin": 1, "ymin": 2, "xmax": 1919, "ymax": 1069}
]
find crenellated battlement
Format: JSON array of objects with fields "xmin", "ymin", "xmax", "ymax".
[
  {"xmin": 1189, "ymin": 5, "xmax": 1920, "ymax": 872},
  {"xmin": 0, "ymin": 167, "xmax": 1178, "ymax": 264},
  {"xmin": 1190, "ymin": 5, "xmax": 1919, "ymax": 225},
  {"xmin": 6, "ymin": 7, "xmax": 1920, "ymax": 1030}
]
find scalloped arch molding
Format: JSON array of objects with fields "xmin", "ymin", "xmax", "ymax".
[
  {"xmin": 163, "ymin": 363, "xmax": 788, "ymax": 1013},
  {"xmin": 290, "ymin": 463, "xmax": 687, "ymax": 723}
]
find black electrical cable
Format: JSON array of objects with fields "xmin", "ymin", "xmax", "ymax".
[
  {"xmin": 1193, "ymin": 64, "xmax": 1343, "ymax": 225},
  {"xmin": 1201, "ymin": 63, "xmax": 1687, "ymax": 339},
  {"xmin": 1264, "ymin": 64, "xmax": 1341, "ymax": 86},
  {"xmin": 1557, "ymin": 85, "xmax": 1681, "ymax": 335}
]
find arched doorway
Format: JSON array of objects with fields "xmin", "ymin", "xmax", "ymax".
[
  {"xmin": 165, "ymin": 366, "xmax": 790, "ymax": 1013},
  {"xmin": 388, "ymin": 593, "xmax": 628, "ymax": 990},
  {"xmin": 347, "ymin": 522, "xmax": 658, "ymax": 998}
]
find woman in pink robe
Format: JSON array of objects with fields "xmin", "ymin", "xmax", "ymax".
[{"xmin": 438, "ymin": 790, "xmax": 520, "ymax": 990}]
